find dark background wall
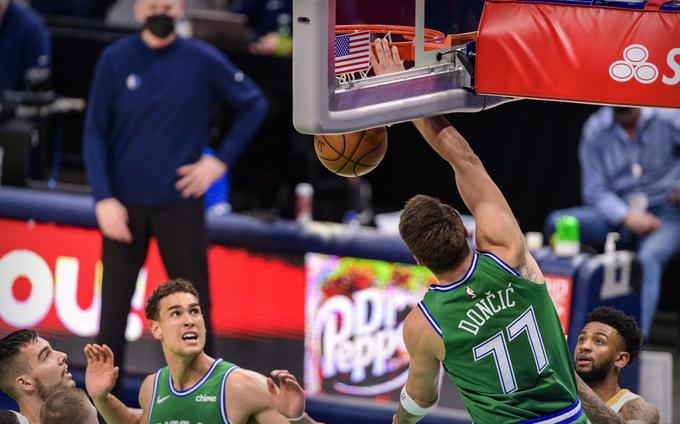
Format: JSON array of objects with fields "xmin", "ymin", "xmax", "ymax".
[{"xmin": 47, "ymin": 20, "xmax": 596, "ymax": 233}]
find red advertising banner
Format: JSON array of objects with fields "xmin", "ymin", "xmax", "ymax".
[
  {"xmin": 0, "ymin": 219, "xmax": 305, "ymax": 340},
  {"xmin": 476, "ymin": 0, "xmax": 680, "ymax": 108},
  {"xmin": 544, "ymin": 273, "xmax": 574, "ymax": 336}
]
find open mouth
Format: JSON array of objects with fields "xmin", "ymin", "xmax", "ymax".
[{"xmin": 181, "ymin": 332, "xmax": 198, "ymax": 341}]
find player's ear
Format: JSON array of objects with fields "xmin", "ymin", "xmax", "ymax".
[
  {"xmin": 15, "ymin": 374, "xmax": 35, "ymax": 395},
  {"xmin": 150, "ymin": 320, "xmax": 162, "ymax": 340},
  {"xmin": 614, "ymin": 351, "xmax": 630, "ymax": 370}
]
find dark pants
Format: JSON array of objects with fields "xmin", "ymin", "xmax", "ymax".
[{"xmin": 97, "ymin": 198, "xmax": 214, "ymax": 391}]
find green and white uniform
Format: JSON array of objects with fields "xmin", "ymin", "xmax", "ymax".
[
  {"xmin": 418, "ymin": 251, "xmax": 586, "ymax": 423},
  {"xmin": 148, "ymin": 358, "xmax": 238, "ymax": 424}
]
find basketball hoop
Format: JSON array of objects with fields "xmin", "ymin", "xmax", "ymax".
[
  {"xmin": 335, "ymin": 25, "xmax": 477, "ymax": 59},
  {"xmin": 335, "ymin": 24, "xmax": 448, "ymax": 62}
]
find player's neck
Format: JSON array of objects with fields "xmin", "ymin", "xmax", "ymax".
[
  {"xmin": 435, "ymin": 250, "xmax": 473, "ymax": 284},
  {"xmin": 588, "ymin": 375, "xmax": 621, "ymax": 404},
  {"xmin": 18, "ymin": 397, "xmax": 41, "ymax": 424},
  {"xmin": 166, "ymin": 351, "xmax": 216, "ymax": 391}
]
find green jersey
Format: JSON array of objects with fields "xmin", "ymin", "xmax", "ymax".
[
  {"xmin": 419, "ymin": 252, "xmax": 586, "ymax": 424},
  {"xmin": 148, "ymin": 358, "xmax": 238, "ymax": 424}
]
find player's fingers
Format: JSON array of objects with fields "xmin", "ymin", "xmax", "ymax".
[
  {"xmin": 103, "ymin": 344, "xmax": 115, "ymax": 363},
  {"xmin": 175, "ymin": 174, "xmax": 193, "ymax": 193},
  {"xmin": 89, "ymin": 345, "xmax": 101, "ymax": 363},
  {"xmin": 84, "ymin": 345, "xmax": 93, "ymax": 364},
  {"xmin": 186, "ymin": 175, "xmax": 211, "ymax": 198},
  {"xmin": 109, "ymin": 221, "xmax": 132, "ymax": 244},
  {"xmin": 380, "ymin": 38, "xmax": 392, "ymax": 59},
  {"xmin": 94, "ymin": 345, "xmax": 107, "ymax": 362},
  {"xmin": 369, "ymin": 44, "xmax": 378, "ymax": 66},
  {"xmin": 266, "ymin": 378, "xmax": 277, "ymax": 394},
  {"xmin": 181, "ymin": 178, "xmax": 201, "ymax": 198},
  {"xmin": 390, "ymin": 45, "xmax": 403, "ymax": 67},
  {"xmin": 374, "ymin": 39, "xmax": 387, "ymax": 63},
  {"xmin": 176, "ymin": 164, "xmax": 194, "ymax": 176}
]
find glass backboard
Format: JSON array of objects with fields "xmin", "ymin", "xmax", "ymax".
[{"xmin": 292, "ymin": 0, "xmax": 512, "ymax": 134}]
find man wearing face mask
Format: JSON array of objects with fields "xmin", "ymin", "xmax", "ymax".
[{"xmin": 82, "ymin": 0, "xmax": 268, "ymax": 395}]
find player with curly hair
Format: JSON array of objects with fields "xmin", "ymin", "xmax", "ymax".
[{"xmin": 574, "ymin": 306, "xmax": 659, "ymax": 423}]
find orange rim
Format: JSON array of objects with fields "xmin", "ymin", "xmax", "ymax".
[{"xmin": 335, "ymin": 24, "xmax": 447, "ymax": 61}]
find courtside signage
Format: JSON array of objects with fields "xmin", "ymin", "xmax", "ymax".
[
  {"xmin": 304, "ymin": 253, "xmax": 434, "ymax": 401},
  {"xmin": 0, "ymin": 219, "xmax": 305, "ymax": 340}
]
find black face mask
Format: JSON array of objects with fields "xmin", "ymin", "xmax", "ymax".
[{"xmin": 145, "ymin": 14, "xmax": 175, "ymax": 38}]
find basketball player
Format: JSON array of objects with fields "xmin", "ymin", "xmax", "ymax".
[
  {"xmin": 84, "ymin": 278, "xmax": 320, "ymax": 424},
  {"xmin": 0, "ymin": 329, "xmax": 76, "ymax": 424},
  {"xmin": 40, "ymin": 388, "xmax": 99, "ymax": 424},
  {"xmin": 371, "ymin": 39, "xmax": 586, "ymax": 424},
  {"xmin": 574, "ymin": 307, "xmax": 659, "ymax": 423}
]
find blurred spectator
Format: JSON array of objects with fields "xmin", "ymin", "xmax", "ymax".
[
  {"xmin": 544, "ymin": 107, "xmax": 680, "ymax": 337},
  {"xmin": 40, "ymin": 388, "xmax": 98, "ymax": 424},
  {"xmin": 231, "ymin": 0, "xmax": 291, "ymax": 55},
  {"xmin": 0, "ymin": 0, "xmax": 50, "ymax": 92},
  {"xmin": 82, "ymin": 0, "xmax": 267, "ymax": 393},
  {"xmin": 30, "ymin": 0, "xmax": 117, "ymax": 20}
]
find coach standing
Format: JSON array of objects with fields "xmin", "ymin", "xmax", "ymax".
[{"xmin": 82, "ymin": 0, "xmax": 267, "ymax": 393}]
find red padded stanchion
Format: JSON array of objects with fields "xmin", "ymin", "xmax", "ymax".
[{"xmin": 476, "ymin": 0, "xmax": 680, "ymax": 108}]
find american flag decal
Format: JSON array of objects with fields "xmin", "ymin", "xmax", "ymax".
[{"xmin": 334, "ymin": 31, "xmax": 371, "ymax": 75}]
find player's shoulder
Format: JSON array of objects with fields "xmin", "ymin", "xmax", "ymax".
[
  {"xmin": 9, "ymin": 2, "xmax": 45, "ymax": 31},
  {"xmin": 225, "ymin": 368, "xmax": 267, "ymax": 392},
  {"xmin": 138, "ymin": 372, "xmax": 158, "ymax": 416},
  {"xmin": 99, "ymin": 34, "xmax": 142, "ymax": 61},
  {"xmin": 620, "ymin": 395, "xmax": 660, "ymax": 423},
  {"xmin": 224, "ymin": 368, "xmax": 271, "ymax": 410},
  {"xmin": 181, "ymin": 36, "xmax": 231, "ymax": 62},
  {"xmin": 404, "ymin": 304, "xmax": 442, "ymax": 351}
]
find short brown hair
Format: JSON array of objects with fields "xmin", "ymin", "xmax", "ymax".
[
  {"xmin": 40, "ymin": 388, "xmax": 95, "ymax": 424},
  {"xmin": 145, "ymin": 278, "xmax": 199, "ymax": 320},
  {"xmin": 399, "ymin": 195, "xmax": 469, "ymax": 274},
  {"xmin": 0, "ymin": 329, "xmax": 38, "ymax": 398}
]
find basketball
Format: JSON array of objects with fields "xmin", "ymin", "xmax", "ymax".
[{"xmin": 314, "ymin": 127, "xmax": 388, "ymax": 177}]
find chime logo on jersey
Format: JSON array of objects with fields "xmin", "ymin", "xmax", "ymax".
[{"xmin": 195, "ymin": 393, "xmax": 217, "ymax": 403}]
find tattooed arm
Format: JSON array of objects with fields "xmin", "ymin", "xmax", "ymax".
[
  {"xmin": 576, "ymin": 374, "xmax": 659, "ymax": 424},
  {"xmin": 619, "ymin": 398, "xmax": 660, "ymax": 424}
]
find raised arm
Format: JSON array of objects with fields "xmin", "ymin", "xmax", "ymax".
[
  {"xmin": 392, "ymin": 308, "xmax": 443, "ymax": 424},
  {"xmin": 226, "ymin": 368, "xmax": 322, "ymax": 424},
  {"xmin": 576, "ymin": 374, "xmax": 659, "ymax": 424},
  {"xmin": 371, "ymin": 39, "xmax": 541, "ymax": 282},
  {"xmin": 84, "ymin": 344, "xmax": 144, "ymax": 424}
]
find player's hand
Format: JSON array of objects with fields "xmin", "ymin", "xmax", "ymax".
[
  {"xmin": 267, "ymin": 369, "xmax": 305, "ymax": 421},
  {"xmin": 249, "ymin": 32, "xmax": 280, "ymax": 55},
  {"xmin": 623, "ymin": 211, "xmax": 661, "ymax": 235},
  {"xmin": 670, "ymin": 186, "xmax": 680, "ymax": 206},
  {"xmin": 95, "ymin": 198, "xmax": 132, "ymax": 244},
  {"xmin": 84, "ymin": 344, "xmax": 119, "ymax": 400},
  {"xmin": 370, "ymin": 38, "xmax": 405, "ymax": 76},
  {"xmin": 175, "ymin": 154, "xmax": 227, "ymax": 199}
]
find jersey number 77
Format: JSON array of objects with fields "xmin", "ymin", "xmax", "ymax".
[{"xmin": 472, "ymin": 306, "xmax": 549, "ymax": 394}]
